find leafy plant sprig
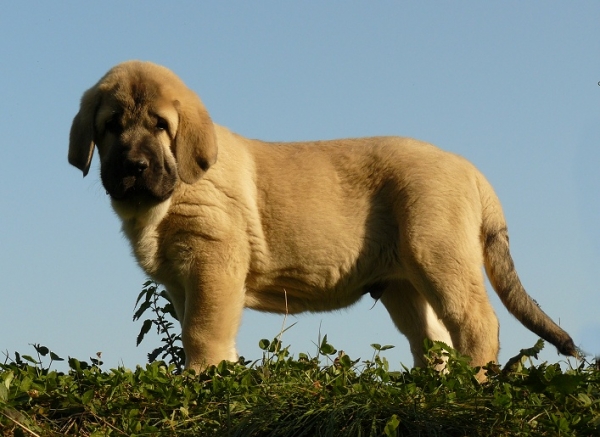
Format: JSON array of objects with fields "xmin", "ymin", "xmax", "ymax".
[{"xmin": 133, "ymin": 280, "xmax": 185, "ymax": 372}]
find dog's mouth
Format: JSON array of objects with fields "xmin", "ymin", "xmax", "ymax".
[
  {"xmin": 103, "ymin": 170, "xmax": 176, "ymax": 203},
  {"xmin": 107, "ymin": 180, "xmax": 173, "ymax": 203},
  {"xmin": 123, "ymin": 175, "xmax": 136, "ymax": 188}
]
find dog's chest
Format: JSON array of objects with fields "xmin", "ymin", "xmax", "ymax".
[
  {"xmin": 127, "ymin": 225, "xmax": 162, "ymax": 274},
  {"xmin": 114, "ymin": 200, "xmax": 172, "ymax": 277}
]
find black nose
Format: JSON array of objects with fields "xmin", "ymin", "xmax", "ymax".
[{"xmin": 124, "ymin": 158, "xmax": 149, "ymax": 175}]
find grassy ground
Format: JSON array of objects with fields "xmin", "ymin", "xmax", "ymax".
[
  {"xmin": 1, "ymin": 339, "xmax": 599, "ymax": 436},
  {"xmin": 2, "ymin": 282, "xmax": 598, "ymax": 436}
]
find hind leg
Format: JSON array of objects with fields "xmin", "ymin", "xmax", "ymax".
[
  {"xmin": 380, "ymin": 280, "xmax": 453, "ymax": 368},
  {"xmin": 412, "ymin": 258, "xmax": 500, "ymax": 369}
]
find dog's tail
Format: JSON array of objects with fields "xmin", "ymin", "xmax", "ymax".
[{"xmin": 477, "ymin": 173, "xmax": 577, "ymax": 357}]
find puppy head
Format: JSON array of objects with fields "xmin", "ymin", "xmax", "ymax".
[{"xmin": 68, "ymin": 61, "xmax": 217, "ymax": 203}]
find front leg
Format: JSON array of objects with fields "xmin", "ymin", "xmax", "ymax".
[{"xmin": 181, "ymin": 265, "xmax": 246, "ymax": 372}]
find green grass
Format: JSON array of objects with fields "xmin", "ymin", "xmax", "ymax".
[
  {"xmin": 1, "ymin": 282, "xmax": 599, "ymax": 436},
  {"xmin": 2, "ymin": 340, "xmax": 599, "ymax": 436}
]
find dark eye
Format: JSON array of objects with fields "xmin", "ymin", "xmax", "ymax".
[
  {"xmin": 105, "ymin": 116, "xmax": 121, "ymax": 134},
  {"xmin": 156, "ymin": 118, "xmax": 168, "ymax": 131}
]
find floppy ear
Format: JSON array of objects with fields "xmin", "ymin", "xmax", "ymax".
[
  {"xmin": 173, "ymin": 97, "xmax": 218, "ymax": 184},
  {"xmin": 68, "ymin": 86, "xmax": 100, "ymax": 177}
]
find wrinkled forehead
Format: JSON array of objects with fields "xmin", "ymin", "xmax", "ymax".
[{"xmin": 96, "ymin": 69, "xmax": 178, "ymax": 123}]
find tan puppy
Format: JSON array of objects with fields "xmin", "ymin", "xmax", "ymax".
[{"xmin": 69, "ymin": 61, "xmax": 576, "ymax": 376}]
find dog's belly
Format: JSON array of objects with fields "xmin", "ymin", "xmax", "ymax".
[
  {"xmin": 244, "ymin": 277, "xmax": 367, "ymax": 314},
  {"xmin": 244, "ymin": 247, "xmax": 399, "ymax": 314}
]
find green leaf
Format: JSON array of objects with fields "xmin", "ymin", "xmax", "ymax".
[
  {"xmin": 240, "ymin": 372, "xmax": 253, "ymax": 387},
  {"xmin": 318, "ymin": 335, "xmax": 336, "ymax": 355},
  {"xmin": 21, "ymin": 355, "xmax": 39, "ymax": 365},
  {"xmin": 0, "ymin": 371, "xmax": 13, "ymax": 401},
  {"xmin": 68, "ymin": 357, "xmax": 89, "ymax": 372},
  {"xmin": 159, "ymin": 289, "xmax": 173, "ymax": 302},
  {"xmin": 577, "ymin": 393, "xmax": 592, "ymax": 407},
  {"xmin": 135, "ymin": 287, "xmax": 151, "ymax": 307},
  {"xmin": 319, "ymin": 343, "xmax": 336, "ymax": 355},
  {"xmin": 33, "ymin": 344, "xmax": 50, "ymax": 356},
  {"xmin": 137, "ymin": 319, "xmax": 154, "ymax": 346},
  {"xmin": 258, "ymin": 339, "xmax": 270, "ymax": 351},
  {"xmin": 148, "ymin": 346, "xmax": 166, "ymax": 363},
  {"xmin": 217, "ymin": 360, "xmax": 230, "ymax": 375},
  {"xmin": 2, "ymin": 371, "xmax": 14, "ymax": 389},
  {"xmin": 133, "ymin": 300, "xmax": 152, "ymax": 321},
  {"xmin": 49, "ymin": 352, "xmax": 64, "ymax": 362},
  {"xmin": 384, "ymin": 414, "xmax": 400, "ymax": 436},
  {"xmin": 19, "ymin": 376, "xmax": 32, "ymax": 392},
  {"xmin": 339, "ymin": 354, "xmax": 355, "ymax": 370},
  {"xmin": 268, "ymin": 338, "xmax": 282, "ymax": 353},
  {"xmin": 163, "ymin": 303, "xmax": 179, "ymax": 321},
  {"xmin": 82, "ymin": 389, "xmax": 95, "ymax": 405}
]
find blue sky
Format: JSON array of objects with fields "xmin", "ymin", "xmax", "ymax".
[{"xmin": 1, "ymin": 2, "xmax": 599, "ymax": 371}]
